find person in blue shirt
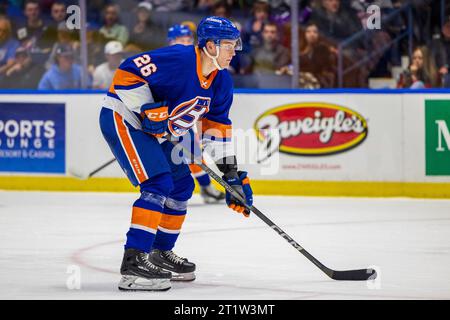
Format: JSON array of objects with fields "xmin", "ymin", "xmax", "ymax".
[
  {"xmin": 38, "ymin": 44, "xmax": 86, "ymax": 90},
  {"xmin": 0, "ymin": 16, "xmax": 20, "ymax": 78},
  {"xmin": 99, "ymin": 16, "xmax": 254, "ymax": 291}
]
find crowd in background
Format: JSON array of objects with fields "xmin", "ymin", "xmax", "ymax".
[{"xmin": 0, "ymin": 0, "xmax": 449, "ymax": 89}]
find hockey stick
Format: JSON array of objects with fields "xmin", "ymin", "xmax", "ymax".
[
  {"xmin": 68, "ymin": 158, "xmax": 116, "ymax": 180},
  {"xmin": 169, "ymin": 137, "xmax": 377, "ymax": 281}
]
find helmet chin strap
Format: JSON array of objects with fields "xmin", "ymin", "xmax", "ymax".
[{"xmin": 203, "ymin": 46, "xmax": 223, "ymax": 70}]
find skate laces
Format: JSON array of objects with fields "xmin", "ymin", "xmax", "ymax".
[
  {"xmin": 140, "ymin": 253, "xmax": 161, "ymax": 271},
  {"xmin": 163, "ymin": 251, "xmax": 186, "ymax": 265}
]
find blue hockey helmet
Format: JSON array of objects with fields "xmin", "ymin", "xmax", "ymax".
[
  {"xmin": 167, "ymin": 24, "xmax": 193, "ymax": 43},
  {"xmin": 197, "ymin": 16, "xmax": 241, "ymax": 50}
]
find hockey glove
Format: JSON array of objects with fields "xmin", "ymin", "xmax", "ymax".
[
  {"xmin": 140, "ymin": 101, "xmax": 169, "ymax": 137},
  {"xmin": 223, "ymin": 171, "xmax": 253, "ymax": 217}
]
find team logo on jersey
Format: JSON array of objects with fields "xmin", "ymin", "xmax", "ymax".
[
  {"xmin": 168, "ymin": 96, "xmax": 211, "ymax": 137},
  {"xmin": 254, "ymin": 102, "xmax": 368, "ymax": 161}
]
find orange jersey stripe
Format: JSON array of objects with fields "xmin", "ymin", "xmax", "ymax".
[
  {"xmin": 195, "ymin": 47, "xmax": 218, "ymax": 90},
  {"xmin": 159, "ymin": 214, "xmax": 186, "ymax": 231},
  {"xmin": 131, "ymin": 207, "xmax": 162, "ymax": 229},
  {"xmin": 113, "ymin": 112, "xmax": 148, "ymax": 184},
  {"xmin": 201, "ymin": 118, "xmax": 232, "ymax": 138},
  {"xmin": 112, "ymin": 69, "xmax": 147, "ymax": 88}
]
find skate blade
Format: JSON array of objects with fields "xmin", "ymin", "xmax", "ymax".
[
  {"xmin": 170, "ymin": 272, "xmax": 196, "ymax": 282},
  {"xmin": 118, "ymin": 275, "xmax": 171, "ymax": 291},
  {"xmin": 202, "ymin": 197, "xmax": 224, "ymax": 204}
]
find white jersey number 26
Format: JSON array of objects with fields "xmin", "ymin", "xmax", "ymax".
[{"xmin": 133, "ymin": 54, "xmax": 157, "ymax": 77}]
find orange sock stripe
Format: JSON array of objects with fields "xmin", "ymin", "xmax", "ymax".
[
  {"xmin": 159, "ymin": 214, "xmax": 186, "ymax": 231},
  {"xmin": 189, "ymin": 164, "xmax": 204, "ymax": 174},
  {"xmin": 113, "ymin": 112, "xmax": 148, "ymax": 184},
  {"xmin": 131, "ymin": 207, "xmax": 162, "ymax": 230}
]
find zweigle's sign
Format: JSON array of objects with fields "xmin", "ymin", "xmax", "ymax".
[{"xmin": 254, "ymin": 102, "xmax": 368, "ymax": 161}]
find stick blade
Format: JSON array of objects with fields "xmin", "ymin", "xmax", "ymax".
[
  {"xmin": 331, "ymin": 268, "xmax": 377, "ymax": 281},
  {"xmin": 67, "ymin": 167, "xmax": 88, "ymax": 180}
]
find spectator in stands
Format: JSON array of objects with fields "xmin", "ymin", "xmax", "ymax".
[
  {"xmin": 1, "ymin": 46, "xmax": 45, "ymax": 89},
  {"xmin": 431, "ymin": 21, "xmax": 450, "ymax": 85},
  {"xmin": 99, "ymin": 4, "xmax": 129, "ymax": 46},
  {"xmin": 38, "ymin": 44, "xmax": 85, "ymax": 90},
  {"xmin": 196, "ymin": 0, "xmax": 217, "ymax": 13},
  {"xmin": 0, "ymin": 16, "xmax": 20, "ymax": 78},
  {"xmin": 46, "ymin": 22, "xmax": 80, "ymax": 69},
  {"xmin": 241, "ymin": 1, "xmax": 271, "ymax": 52},
  {"xmin": 93, "ymin": 41, "xmax": 124, "ymax": 89},
  {"xmin": 309, "ymin": 0, "xmax": 363, "ymax": 45},
  {"xmin": 127, "ymin": 2, "xmax": 165, "ymax": 52},
  {"xmin": 211, "ymin": 1, "xmax": 231, "ymax": 18},
  {"xmin": 45, "ymin": 2, "xmax": 68, "ymax": 45},
  {"xmin": 398, "ymin": 46, "xmax": 440, "ymax": 88},
  {"xmin": 248, "ymin": 22, "xmax": 290, "ymax": 75},
  {"xmin": 298, "ymin": 23, "xmax": 336, "ymax": 88},
  {"xmin": 15, "ymin": 0, "xmax": 53, "ymax": 55},
  {"xmin": 50, "ymin": 2, "xmax": 67, "ymax": 25},
  {"xmin": 150, "ymin": 0, "xmax": 187, "ymax": 11}
]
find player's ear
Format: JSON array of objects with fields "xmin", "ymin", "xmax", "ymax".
[{"xmin": 206, "ymin": 41, "xmax": 216, "ymax": 55}]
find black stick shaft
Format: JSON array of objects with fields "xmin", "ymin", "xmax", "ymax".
[
  {"xmin": 168, "ymin": 139, "xmax": 346, "ymax": 280},
  {"xmin": 88, "ymin": 158, "xmax": 116, "ymax": 177}
]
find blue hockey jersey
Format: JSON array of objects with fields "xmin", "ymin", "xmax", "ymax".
[{"xmin": 102, "ymin": 44, "xmax": 234, "ymax": 161}]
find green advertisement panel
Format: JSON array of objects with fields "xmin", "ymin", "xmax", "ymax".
[{"xmin": 425, "ymin": 100, "xmax": 450, "ymax": 175}]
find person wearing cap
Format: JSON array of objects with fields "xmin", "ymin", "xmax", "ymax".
[
  {"xmin": 93, "ymin": 41, "xmax": 124, "ymax": 89},
  {"xmin": 45, "ymin": 21, "xmax": 79, "ymax": 69},
  {"xmin": 0, "ymin": 46, "xmax": 45, "ymax": 89},
  {"xmin": 38, "ymin": 43, "xmax": 85, "ymax": 90},
  {"xmin": 128, "ymin": 1, "xmax": 165, "ymax": 51}
]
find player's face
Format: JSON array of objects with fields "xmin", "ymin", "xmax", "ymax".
[
  {"xmin": 172, "ymin": 36, "xmax": 194, "ymax": 46},
  {"xmin": 216, "ymin": 40, "xmax": 237, "ymax": 68}
]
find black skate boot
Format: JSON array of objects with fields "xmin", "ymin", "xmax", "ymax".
[
  {"xmin": 118, "ymin": 248, "xmax": 172, "ymax": 291},
  {"xmin": 149, "ymin": 249, "xmax": 196, "ymax": 281},
  {"xmin": 200, "ymin": 184, "xmax": 226, "ymax": 204}
]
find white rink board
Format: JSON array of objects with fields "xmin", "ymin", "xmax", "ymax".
[
  {"xmin": 231, "ymin": 94, "xmax": 404, "ymax": 181},
  {"xmin": 0, "ymin": 92, "xmax": 449, "ymax": 183}
]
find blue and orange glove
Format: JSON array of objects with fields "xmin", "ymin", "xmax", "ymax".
[
  {"xmin": 223, "ymin": 171, "xmax": 253, "ymax": 217},
  {"xmin": 140, "ymin": 101, "xmax": 169, "ymax": 137}
]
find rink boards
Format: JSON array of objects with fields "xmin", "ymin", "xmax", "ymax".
[{"xmin": 0, "ymin": 89, "xmax": 449, "ymax": 198}]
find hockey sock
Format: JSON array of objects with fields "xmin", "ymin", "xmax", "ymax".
[
  {"xmin": 152, "ymin": 197, "xmax": 187, "ymax": 251},
  {"xmin": 125, "ymin": 173, "xmax": 173, "ymax": 253}
]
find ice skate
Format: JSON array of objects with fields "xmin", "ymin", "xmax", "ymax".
[
  {"xmin": 149, "ymin": 249, "xmax": 196, "ymax": 281},
  {"xmin": 118, "ymin": 248, "xmax": 172, "ymax": 291},
  {"xmin": 200, "ymin": 184, "xmax": 226, "ymax": 204}
]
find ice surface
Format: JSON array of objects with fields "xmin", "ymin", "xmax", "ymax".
[{"xmin": 0, "ymin": 191, "xmax": 449, "ymax": 300}]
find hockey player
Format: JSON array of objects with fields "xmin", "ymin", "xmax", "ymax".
[
  {"xmin": 167, "ymin": 23, "xmax": 226, "ymax": 204},
  {"xmin": 99, "ymin": 16, "xmax": 254, "ymax": 291}
]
